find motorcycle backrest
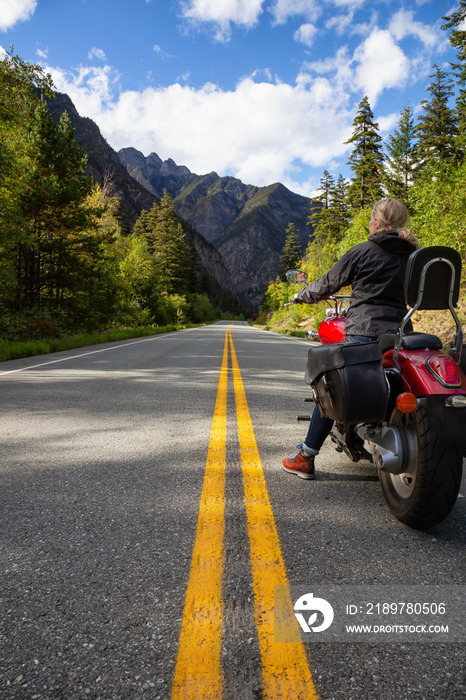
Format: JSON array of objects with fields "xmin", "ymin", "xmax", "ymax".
[{"xmin": 404, "ymin": 246, "xmax": 461, "ymax": 310}]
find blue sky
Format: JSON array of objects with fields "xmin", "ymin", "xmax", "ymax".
[{"xmin": 0, "ymin": 0, "xmax": 460, "ymax": 196}]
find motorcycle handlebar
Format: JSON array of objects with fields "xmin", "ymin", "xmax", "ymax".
[{"xmin": 285, "ymin": 294, "xmax": 351, "ymax": 306}]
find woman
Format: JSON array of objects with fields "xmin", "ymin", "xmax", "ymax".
[{"xmin": 283, "ymin": 197, "xmax": 419, "ymax": 480}]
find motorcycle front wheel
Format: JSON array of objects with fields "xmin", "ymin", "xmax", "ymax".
[{"xmin": 378, "ymin": 404, "xmax": 463, "ymax": 530}]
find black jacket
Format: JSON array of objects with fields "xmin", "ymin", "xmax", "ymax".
[{"xmin": 296, "ymin": 231, "xmax": 417, "ymax": 337}]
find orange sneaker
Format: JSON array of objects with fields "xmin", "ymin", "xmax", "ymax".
[{"xmin": 282, "ymin": 446, "xmax": 316, "ymax": 480}]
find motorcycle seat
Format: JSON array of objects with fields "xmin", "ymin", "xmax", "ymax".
[{"xmin": 379, "ymin": 332, "xmax": 443, "ymax": 353}]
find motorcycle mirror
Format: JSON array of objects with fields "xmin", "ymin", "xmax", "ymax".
[{"xmin": 286, "ymin": 270, "xmax": 309, "ymax": 284}]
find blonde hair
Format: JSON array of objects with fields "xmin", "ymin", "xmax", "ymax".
[{"xmin": 372, "ymin": 198, "xmax": 419, "ymax": 249}]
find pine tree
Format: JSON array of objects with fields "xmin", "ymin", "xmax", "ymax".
[
  {"xmin": 442, "ymin": 3, "xmax": 466, "ymax": 149},
  {"xmin": 17, "ymin": 102, "xmax": 94, "ymax": 310},
  {"xmin": 308, "ymin": 171, "xmax": 349, "ymax": 246},
  {"xmin": 0, "ymin": 50, "xmax": 54, "ymax": 309},
  {"xmin": 415, "ymin": 65, "xmax": 458, "ymax": 165},
  {"xmin": 331, "ymin": 174, "xmax": 350, "ymax": 239},
  {"xmin": 279, "ymin": 223, "xmax": 302, "ymax": 280},
  {"xmin": 308, "ymin": 170, "xmax": 335, "ymax": 245},
  {"xmin": 384, "ymin": 104, "xmax": 418, "ymax": 200},
  {"xmin": 345, "ymin": 96, "xmax": 384, "ymax": 209},
  {"xmin": 134, "ymin": 192, "xmax": 195, "ymax": 296}
]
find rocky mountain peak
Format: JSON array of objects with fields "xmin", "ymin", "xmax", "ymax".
[{"xmin": 160, "ymin": 158, "xmax": 192, "ymax": 178}]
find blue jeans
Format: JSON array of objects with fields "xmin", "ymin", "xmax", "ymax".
[{"xmin": 304, "ymin": 335, "xmax": 377, "ymax": 452}]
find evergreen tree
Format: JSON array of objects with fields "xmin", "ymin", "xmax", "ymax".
[
  {"xmin": 133, "ymin": 192, "xmax": 196, "ymax": 297},
  {"xmin": 17, "ymin": 102, "xmax": 94, "ymax": 310},
  {"xmin": 415, "ymin": 65, "xmax": 458, "ymax": 165},
  {"xmin": 384, "ymin": 104, "xmax": 418, "ymax": 200},
  {"xmin": 308, "ymin": 170, "xmax": 335, "ymax": 245},
  {"xmin": 331, "ymin": 174, "xmax": 350, "ymax": 239},
  {"xmin": 152, "ymin": 191, "xmax": 196, "ymax": 295},
  {"xmin": 345, "ymin": 96, "xmax": 384, "ymax": 209},
  {"xmin": 308, "ymin": 171, "xmax": 349, "ymax": 246},
  {"xmin": 279, "ymin": 223, "xmax": 302, "ymax": 280},
  {"xmin": 442, "ymin": 3, "xmax": 466, "ymax": 148},
  {"xmin": 0, "ymin": 50, "xmax": 54, "ymax": 308},
  {"xmin": 72, "ymin": 181, "xmax": 127, "ymax": 329}
]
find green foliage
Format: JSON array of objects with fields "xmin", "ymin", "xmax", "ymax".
[
  {"xmin": 408, "ymin": 160, "xmax": 466, "ymax": 263},
  {"xmin": 261, "ymin": 277, "xmax": 293, "ymax": 314},
  {"xmin": 190, "ymin": 293, "xmax": 216, "ymax": 323},
  {"xmin": 0, "ymin": 325, "xmax": 184, "ymax": 362},
  {"xmin": 336, "ymin": 207, "xmax": 372, "ymax": 255}
]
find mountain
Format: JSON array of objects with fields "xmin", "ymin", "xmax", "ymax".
[
  {"xmin": 45, "ymin": 92, "xmax": 314, "ymax": 309},
  {"xmin": 118, "ymin": 147, "xmax": 197, "ymax": 199},
  {"xmin": 44, "ymin": 93, "xmax": 237, "ymax": 298},
  {"xmin": 118, "ymin": 148, "xmax": 313, "ymax": 307}
]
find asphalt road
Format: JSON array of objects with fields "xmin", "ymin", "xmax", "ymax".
[{"xmin": 1, "ymin": 321, "xmax": 465, "ymax": 699}]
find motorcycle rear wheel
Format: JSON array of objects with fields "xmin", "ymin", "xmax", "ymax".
[{"xmin": 378, "ymin": 404, "xmax": 463, "ymax": 530}]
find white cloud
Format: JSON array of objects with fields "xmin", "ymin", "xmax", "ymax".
[
  {"xmin": 389, "ymin": 9, "xmax": 442, "ymax": 49},
  {"xmin": 48, "ymin": 63, "xmax": 353, "ymax": 194},
  {"xmin": 153, "ymin": 44, "xmax": 174, "ymax": 61},
  {"xmin": 88, "ymin": 47, "xmax": 107, "ymax": 61},
  {"xmin": 180, "ymin": 0, "xmax": 265, "ymax": 40},
  {"xmin": 270, "ymin": 0, "xmax": 321, "ymax": 25},
  {"xmin": 0, "ymin": 0, "xmax": 37, "ymax": 31},
  {"xmin": 304, "ymin": 8, "xmax": 446, "ymax": 110},
  {"xmin": 38, "ymin": 2, "xmax": 449, "ymax": 193},
  {"xmin": 294, "ymin": 23, "xmax": 318, "ymax": 47},
  {"xmin": 50, "ymin": 64, "xmax": 118, "ymax": 112},
  {"xmin": 330, "ymin": 0, "xmax": 365, "ymax": 8},
  {"xmin": 353, "ymin": 28, "xmax": 409, "ymax": 104},
  {"xmin": 325, "ymin": 12, "xmax": 354, "ymax": 36},
  {"xmin": 326, "ymin": 8, "xmax": 377, "ymax": 38},
  {"xmin": 377, "ymin": 112, "xmax": 399, "ymax": 135},
  {"xmin": 250, "ymin": 66, "xmax": 273, "ymax": 81},
  {"xmin": 303, "ymin": 45, "xmax": 353, "ymax": 95}
]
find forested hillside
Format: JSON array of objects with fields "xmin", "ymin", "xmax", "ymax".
[
  {"xmin": 261, "ymin": 5, "xmax": 466, "ymax": 345},
  {"xmin": 0, "ymin": 52, "xmax": 243, "ymax": 347}
]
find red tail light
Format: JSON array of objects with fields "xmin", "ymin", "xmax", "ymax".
[{"xmin": 426, "ymin": 354, "xmax": 461, "ymax": 387}]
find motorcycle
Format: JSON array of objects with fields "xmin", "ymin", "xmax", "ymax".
[{"xmin": 286, "ymin": 245, "xmax": 466, "ymax": 529}]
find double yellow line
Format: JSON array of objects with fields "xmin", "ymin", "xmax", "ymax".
[{"xmin": 172, "ymin": 326, "xmax": 318, "ymax": 699}]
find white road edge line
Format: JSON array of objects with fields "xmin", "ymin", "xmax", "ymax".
[{"xmin": 0, "ymin": 329, "xmax": 198, "ymax": 377}]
